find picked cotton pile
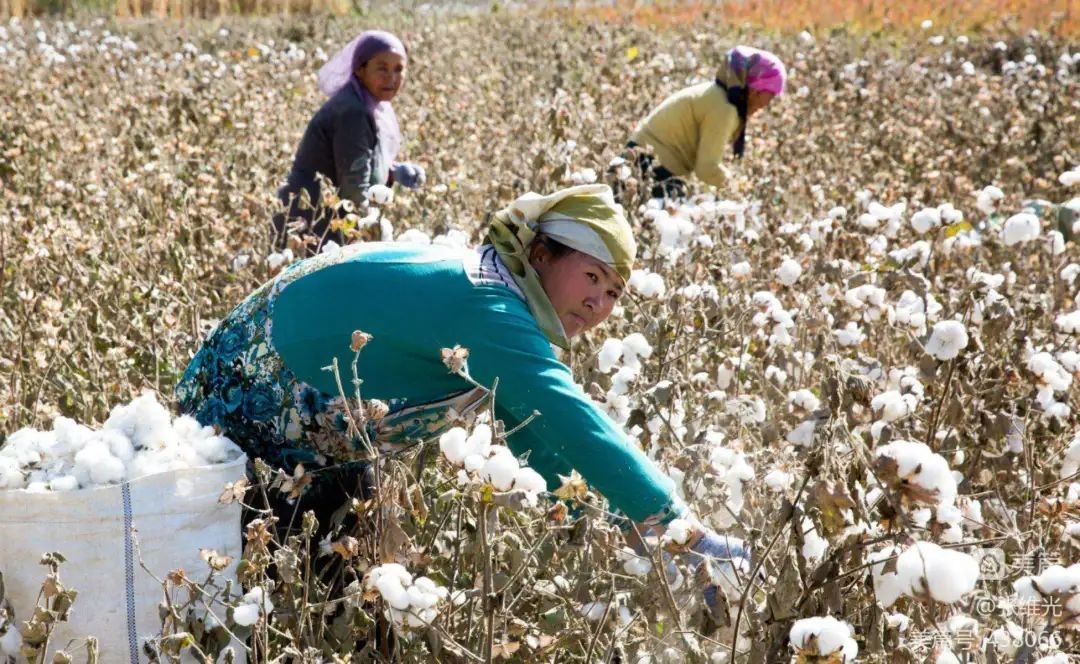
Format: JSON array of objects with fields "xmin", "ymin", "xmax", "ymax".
[
  {"xmin": 438, "ymin": 425, "xmax": 547, "ymax": 505},
  {"xmin": 0, "ymin": 391, "xmax": 242, "ymax": 491},
  {"xmin": 788, "ymin": 616, "xmax": 858, "ymax": 662},
  {"xmin": 364, "ymin": 563, "xmax": 448, "ymax": 629},
  {"xmin": 870, "ymin": 541, "xmax": 980, "ymax": 607}
]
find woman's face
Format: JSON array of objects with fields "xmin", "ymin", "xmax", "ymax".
[
  {"xmin": 531, "ymin": 245, "xmax": 624, "ymax": 338},
  {"xmin": 746, "ymin": 89, "xmax": 776, "ymax": 117},
  {"xmin": 356, "ymin": 51, "xmax": 406, "ymax": 102}
]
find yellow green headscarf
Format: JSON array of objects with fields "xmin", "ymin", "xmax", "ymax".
[{"xmin": 487, "ymin": 184, "xmax": 636, "ymax": 350}]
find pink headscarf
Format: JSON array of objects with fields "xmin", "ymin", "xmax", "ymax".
[
  {"xmin": 317, "ymin": 31, "xmax": 407, "ymax": 166},
  {"xmin": 718, "ymin": 45, "xmax": 786, "ymax": 96}
]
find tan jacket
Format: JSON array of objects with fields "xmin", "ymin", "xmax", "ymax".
[{"xmin": 630, "ymin": 82, "xmax": 740, "ymax": 188}]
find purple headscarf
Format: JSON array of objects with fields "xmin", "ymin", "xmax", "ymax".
[
  {"xmin": 317, "ymin": 31, "xmax": 407, "ymax": 167},
  {"xmin": 718, "ymin": 45, "xmax": 786, "ymax": 96}
]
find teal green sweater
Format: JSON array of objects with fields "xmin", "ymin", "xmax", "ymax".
[{"xmin": 177, "ymin": 243, "xmax": 683, "ymax": 526}]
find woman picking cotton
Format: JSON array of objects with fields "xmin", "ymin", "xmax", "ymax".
[
  {"xmin": 626, "ymin": 45, "xmax": 785, "ymax": 199},
  {"xmin": 181, "ymin": 184, "xmax": 745, "ymax": 606},
  {"xmin": 273, "ymin": 31, "xmax": 426, "ymax": 252}
]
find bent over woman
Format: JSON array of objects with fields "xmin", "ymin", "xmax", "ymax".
[
  {"xmin": 181, "ymin": 185, "xmax": 744, "ymax": 603},
  {"xmin": 274, "ymin": 30, "xmax": 425, "ymax": 251},
  {"xmin": 628, "ymin": 45, "xmax": 785, "ymax": 198}
]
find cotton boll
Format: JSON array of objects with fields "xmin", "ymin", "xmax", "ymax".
[
  {"xmin": 775, "ymin": 258, "xmax": 802, "ymax": 286},
  {"xmin": 764, "ymin": 469, "xmax": 793, "ymax": 492},
  {"xmin": 911, "ymin": 207, "xmax": 942, "ymax": 234},
  {"xmin": 801, "ymin": 519, "xmax": 829, "ymax": 562},
  {"xmin": 786, "ymin": 420, "xmax": 817, "ymax": 446},
  {"xmin": 628, "ymin": 270, "xmax": 666, "ymax": 298},
  {"xmin": 1001, "ymin": 212, "xmax": 1040, "ymax": 245},
  {"xmin": 663, "ymin": 518, "xmax": 692, "ymax": 546},
  {"xmin": 618, "ymin": 547, "xmax": 653, "ymax": 576},
  {"xmin": 512, "ymin": 466, "xmax": 547, "ymax": 495},
  {"xmin": 367, "ymin": 184, "xmax": 393, "ymax": 205},
  {"xmin": 788, "ymin": 389, "xmax": 820, "ymax": 413},
  {"xmin": 597, "ymin": 338, "xmax": 624, "ymax": 373},
  {"xmin": 480, "ymin": 447, "xmax": 519, "ymax": 491},
  {"xmin": 1055, "ymin": 310, "xmax": 1080, "ymax": 334},
  {"xmin": 439, "ymin": 427, "xmax": 469, "ymax": 465},
  {"xmin": 925, "ymin": 320, "xmax": 968, "ymax": 360},
  {"xmin": 579, "ymin": 601, "xmax": 607, "ymax": 622},
  {"xmin": 232, "ymin": 603, "xmax": 260, "ymax": 627},
  {"xmin": 730, "ymin": 261, "xmax": 751, "ymax": 280},
  {"xmin": 896, "ymin": 541, "xmax": 979, "ymax": 603},
  {"xmin": 375, "ymin": 575, "xmax": 412, "ymax": 611},
  {"xmin": 789, "ymin": 616, "xmax": 858, "ymax": 660}
]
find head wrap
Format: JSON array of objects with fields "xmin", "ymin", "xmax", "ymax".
[
  {"xmin": 487, "ymin": 185, "xmax": 635, "ymax": 349},
  {"xmin": 317, "ymin": 31, "xmax": 407, "ymax": 167},
  {"xmin": 715, "ymin": 46, "xmax": 787, "ymax": 158}
]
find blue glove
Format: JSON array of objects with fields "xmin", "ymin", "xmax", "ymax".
[
  {"xmin": 392, "ymin": 162, "xmax": 426, "ymax": 189},
  {"xmin": 687, "ymin": 530, "xmax": 751, "ymax": 608}
]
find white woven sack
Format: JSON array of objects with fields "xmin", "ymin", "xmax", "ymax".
[{"xmin": 0, "ymin": 455, "xmax": 247, "ymax": 663}]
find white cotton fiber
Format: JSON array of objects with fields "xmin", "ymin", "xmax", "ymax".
[{"xmin": 1, "ymin": 392, "xmax": 242, "ymax": 491}]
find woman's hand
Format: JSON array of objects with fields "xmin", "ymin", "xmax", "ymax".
[
  {"xmin": 392, "ymin": 162, "xmax": 426, "ymax": 189},
  {"xmin": 657, "ymin": 517, "xmax": 752, "ymax": 609}
]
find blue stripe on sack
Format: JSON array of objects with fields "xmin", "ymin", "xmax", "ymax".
[{"xmin": 121, "ymin": 482, "xmax": 139, "ymax": 664}]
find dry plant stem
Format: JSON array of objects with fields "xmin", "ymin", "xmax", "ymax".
[
  {"xmin": 478, "ymin": 502, "xmax": 495, "ymax": 664},
  {"xmin": 730, "ymin": 472, "xmax": 812, "ymax": 658},
  {"xmin": 584, "ymin": 575, "xmax": 616, "ymax": 662},
  {"xmin": 924, "ymin": 355, "xmax": 957, "ymax": 450},
  {"xmin": 628, "ymin": 521, "xmax": 686, "ymax": 636}
]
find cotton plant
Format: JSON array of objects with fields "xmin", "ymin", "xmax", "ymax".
[
  {"xmin": 438, "ymin": 425, "xmax": 547, "ymax": 506},
  {"xmin": 0, "ymin": 392, "xmax": 242, "ymax": 491},
  {"xmin": 703, "ymin": 433, "xmax": 754, "ymax": 528},
  {"xmin": 1027, "ymin": 352, "xmax": 1073, "ymax": 420},
  {"xmin": 363, "ymin": 564, "xmax": 449, "ymax": 630},
  {"xmin": 788, "ymin": 616, "xmax": 858, "ymax": 662}
]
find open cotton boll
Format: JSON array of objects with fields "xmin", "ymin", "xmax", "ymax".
[
  {"xmin": 786, "ymin": 420, "xmax": 817, "ymax": 446},
  {"xmin": 1001, "ymin": 212, "xmax": 1040, "ymax": 245},
  {"xmin": 480, "ymin": 447, "xmax": 519, "ymax": 491},
  {"xmin": 597, "ymin": 338, "xmax": 624, "ymax": 373},
  {"xmin": 788, "ymin": 389, "xmax": 821, "ymax": 413},
  {"xmin": 910, "ymin": 207, "xmax": 942, "ymax": 234},
  {"xmin": 730, "ymin": 260, "xmax": 751, "ymax": 279},
  {"xmin": 925, "ymin": 320, "xmax": 968, "ymax": 360},
  {"xmin": 975, "ymin": 185, "xmax": 1005, "ymax": 215},
  {"xmin": 833, "ymin": 321, "xmax": 865, "ymax": 346},
  {"xmin": 628, "ymin": 270, "xmax": 666, "ymax": 298},
  {"xmin": 232, "ymin": 603, "xmax": 260, "ymax": 627},
  {"xmin": 775, "ymin": 258, "xmax": 802, "ymax": 286},
  {"xmin": 871, "ymin": 390, "xmax": 918, "ymax": 422},
  {"xmin": 1055, "ymin": 310, "xmax": 1080, "ymax": 334},
  {"xmin": 764, "ymin": 468, "xmax": 794, "ymax": 492},
  {"xmin": 876, "ymin": 440, "xmax": 957, "ymax": 506},
  {"xmin": 896, "ymin": 541, "xmax": 979, "ymax": 604},
  {"xmin": 617, "ymin": 547, "xmax": 652, "ymax": 576},
  {"xmin": 512, "ymin": 466, "xmax": 547, "ymax": 495},
  {"xmin": 663, "ymin": 518, "xmax": 692, "ymax": 546},
  {"xmin": 438, "ymin": 427, "xmax": 469, "ymax": 465},
  {"xmin": 1063, "ymin": 434, "xmax": 1080, "ymax": 478},
  {"xmin": 801, "ymin": 519, "xmax": 828, "ymax": 562},
  {"xmin": 1059, "ymin": 165, "xmax": 1080, "ymax": 186},
  {"xmin": 366, "ymin": 184, "xmax": 393, "ymax": 205},
  {"xmin": 789, "ymin": 616, "xmax": 858, "ymax": 661},
  {"xmin": 1028, "ymin": 352, "xmax": 1073, "ymax": 392}
]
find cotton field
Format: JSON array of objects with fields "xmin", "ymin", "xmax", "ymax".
[{"xmin": 1, "ymin": 4, "xmax": 1080, "ymax": 663}]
